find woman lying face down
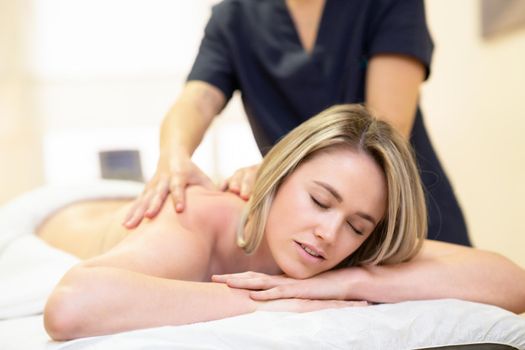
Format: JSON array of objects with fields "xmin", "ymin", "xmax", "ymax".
[
  {"xmin": 262, "ymin": 146, "xmax": 388, "ymax": 279},
  {"xmin": 41, "ymin": 104, "xmax": 525, "ymax": 341},
  {"xmin": 235, "ymin": 103, "xmax": 426, "ymax": 277},
  {"xmin": 41, "ymin": 104, "xmax": 422, "ymax": 339}
]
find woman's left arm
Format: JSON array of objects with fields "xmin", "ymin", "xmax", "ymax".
[
  {"xmin": 351, "ymin": 240, "xmax": 525, "ymax": 313},
  {"xmin": 366, "ymin": 54, "xmax": 426, "ymax": 138},
  {"xmin": 215, "ymin": 241, "xmax": 525, "ymax": 314}
]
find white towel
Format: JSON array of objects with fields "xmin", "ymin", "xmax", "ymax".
[
  {"xmin": 1, "ymin": 182, "xmax": 524, "ymax": 349},
  {"xmin": 49, "ymin": 300, "xmax": 525, "ymax": 350},
  {"xmin": 0, "ymin": 180, "xmax": 143, "ymax": 319}
]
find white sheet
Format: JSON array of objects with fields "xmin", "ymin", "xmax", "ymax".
[
  {"xmin": 41, "ymin": 301, "xmax": 525, "ymax": 349},
  {"xmin": 1, "ymin": 181, "xmax": 524, "ymax": 350},
  {"xmin": 1, "ymin": 300, "xmax": 525, "ymax": 350},
  {"xmin": 0, "ymin": 180, "xmax": 142, "ymax": 319}
]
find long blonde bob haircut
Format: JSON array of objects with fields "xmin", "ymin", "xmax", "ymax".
[{"xmin": 237, "ymin": 104, "xmax": 427, "ymax": 266}]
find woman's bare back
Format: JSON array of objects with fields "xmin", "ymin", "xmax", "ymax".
[
  {"xmin": 37, "ymin": 199, "xmax": 131, "ymax": 259},
  {"xmin": 37, "ymin": 187, "xmax": 249, "ymax": 281}
]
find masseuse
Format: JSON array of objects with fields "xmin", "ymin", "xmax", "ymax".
[{"xmin": 123, "ymin": 0, "xmax": 470, "ymax": 246}]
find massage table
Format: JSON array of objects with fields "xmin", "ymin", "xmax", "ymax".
[{"xmin": 1, "ymin": 181, "xmax": 524, "ymax": 349}]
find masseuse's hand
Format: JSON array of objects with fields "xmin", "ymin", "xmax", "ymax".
[
  {"xmin": 123, "ymin": 152, "xmax": 215, "ymax": 228},
  {"xmin": 220, "ymin": 164, "xmax": 260, "ymax": 200},
  {"xmin": 212, "ymin": 269, "xmax": 354, "ymax": 301}
]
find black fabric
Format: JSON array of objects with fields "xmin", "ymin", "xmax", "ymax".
[
  {"xmin": 188, "ymin": 0, "xmax": 471, "ymax": 246},
  {"xmin": 416, "ymin": 343, "xmax": 518, "ymax": 350},
  {"xmin": 411, "ymin": 111, "xmax": 470, "ymax": 245}
]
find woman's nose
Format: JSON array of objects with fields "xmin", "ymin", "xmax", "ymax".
[
  {"xmin": 314, "ymin": 229, "xmax": 336, "ymax": 243},
  {"xmin": 314, "ymin": 217, "xmax": 340, "ymax": 243}
]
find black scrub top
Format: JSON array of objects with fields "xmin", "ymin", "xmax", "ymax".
[{"xmin": 188, "ymin": 0, "xmax": 471, "ymax": 246}]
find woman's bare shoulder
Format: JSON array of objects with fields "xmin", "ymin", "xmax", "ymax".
[
  {"xmin": 81, "ymin": 186, "xmax": 245, "ymax": 281},
  {"xmin": 181, "ymin": 186, "xmax": 245, "ymax": 236}
]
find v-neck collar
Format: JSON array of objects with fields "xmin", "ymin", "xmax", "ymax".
[{"xmin": 279, "ymin": 0, "xmax": 330, "ymax": 57}]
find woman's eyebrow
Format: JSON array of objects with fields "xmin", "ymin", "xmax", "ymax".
[
  {"xmin": 313, "ymin": 180, "xmax": 343, "ymax": 202},
  {"xmin": 312, "ymin": 180, "xmax": 377, "ymax": 225}
]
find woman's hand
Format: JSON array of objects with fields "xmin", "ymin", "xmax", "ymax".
[
  {"xmin": 212, "ymin": 269, "xmax": 356, "ymax": 301},
  {"xmin": 122, "ymin": 153, "xmax": 215, "ymax": 228},
  {"xmin": 220, "ymin": 164, "xmax": 260, "ymax": 200}
]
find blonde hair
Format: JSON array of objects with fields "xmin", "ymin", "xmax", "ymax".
[{"xmin": 237, "ymin": 104, "xmax": 427, "ymax": 266}]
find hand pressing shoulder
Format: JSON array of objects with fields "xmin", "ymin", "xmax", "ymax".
[
  {"xmin": 79, "ymin": 186, "xmax": 244, "ymax": 281},
  {"xmin": 176, "ymin": 186, "xmax": 246, "ymax": 240}
]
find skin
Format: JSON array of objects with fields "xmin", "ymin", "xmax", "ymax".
[
  {"xmin": 43, "ymin": 149, "xmax": 382, "ymax": 340},
  {"xmin": 122, "ymin": 0, "xmax": 425, "ymax": 224},
  {"xmin": 122, "ymin": 81, "xmax": 224, "ymax": 227},
  {"xmin": 42, "ymin": 149, "xmax": 525, "ymax": 341},
  {"xmin": 285, "ymin": 0, "xmax": 325, "ymax": 54},
  {"xmin": 214, "ymin": 240, "xmax": 525, "ymax": 315},
  {"xmin": 265, "ymin": 147, "xmax": 386, "ymax": 279},
  {"xmin": 38, "ymin": 1, "xmax": 525, "ymax": 340}
]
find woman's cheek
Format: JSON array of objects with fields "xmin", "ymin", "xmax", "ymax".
[{"xmin": 338, "ymin": 239, "xmax": 361, "ymax": 261}]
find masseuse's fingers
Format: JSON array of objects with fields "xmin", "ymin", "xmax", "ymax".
[
  {"xmin": 170, "ymin": 165, "xmax": 216, "ymax": 213},
  {"xmin": 123, "ymin": 157, "xmax": 216, "ymax": 227},
  {"xmin": 123, "ymin": 169, "xmax": 168, "ymax": 228},
  {"xmin": 144, "ymin": 175, "xmax": 170, "ymax": 218},
  {"xmin": 123, "ymin": 191, "xmax": 155, "ymax": 228},
  {"xmin": 221, "ymin": 164, "xmax": 259, "ymax": 200},
  {"xmin": 239, "ymin": 166, "xmax": 257, "ymax": 200},
  {"xmin": 224, "ymin": 172, "xmax": 242, "ymax": 195},
  {"xmin": 170, "ymin": 174, "xmax": 188, "ymax": 213}
]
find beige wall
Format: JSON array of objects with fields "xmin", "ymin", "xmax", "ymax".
[
  {"xmin": 0, "ymin": 0, "xmax": 523, "ymax": 265},
  {"xmin": 422, "ymin": 0, "xmax": 525, "ymax": 267},
  {"xmin": 0, "ymin": 0, "xmax": 44, "ymax": 203}
]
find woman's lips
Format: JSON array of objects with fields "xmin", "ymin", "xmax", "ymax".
[{"xmin": 294, "ymin": 240, "xmax": 326, "ymax": 260}]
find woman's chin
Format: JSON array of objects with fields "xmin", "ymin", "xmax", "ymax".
[{"xmin": 278, "ymin": 264, "xmax": 317, "ymax": 280}]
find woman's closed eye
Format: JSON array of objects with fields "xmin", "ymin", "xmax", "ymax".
[
  {"xmin": 310, "ymin": 195, "xmax": 329, "ymax": 209},
  {"xmin": 347, "ymin": 221, "xmax": 363, "ymax": 236},
  {"xmin": 310, "ymin": 195, "xmax": 364, "ymax": 236}
]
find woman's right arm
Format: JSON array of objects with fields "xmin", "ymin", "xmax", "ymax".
[
  {"xmin": 123, "ymin": 80, "xmax": 226, "ymax": 228},
  {"xmin": 45, "ymin": 206, "xmax": 357, "ymax": 341},
  {"xmin": 45, "ymin": 203, "xmax": 252, "ymax": 341},
  {"xmin": 46, "ymin": 265, "xmax": 362, "ymax": 341},
  {"xmin": 44, "ymin": 265, "xmax": 256, "ymax": 340}
]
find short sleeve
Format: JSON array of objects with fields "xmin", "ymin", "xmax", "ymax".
[
  {"xmin": 366, "ymin": 0, "xmax": 434, "ymax": 79},
  {"xmin": 187, "ymin": 4, "xmax": 238, "ymax": 100}
]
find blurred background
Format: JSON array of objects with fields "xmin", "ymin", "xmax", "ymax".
[{"xmin": 1, "ymin": 0, "xmax": 524, "ymax": 266}]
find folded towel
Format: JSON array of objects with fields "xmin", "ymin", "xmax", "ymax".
[
  {"xmin": 1, "ymin": 182, "xmax": 524, "ymax": 350},
  {"xmin": 0, "ymin": 180, "xmax": 143, "ymax": 319}
]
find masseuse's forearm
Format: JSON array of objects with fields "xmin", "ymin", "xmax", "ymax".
[
  {"xmin": 347, "ymin": 243, "xmax": 525, "ymax": 313},
  {"xmin": 44, "ymin": 266, "xmax": 256, "ymax": 340},
  {"xmin": 366, "ymin": 54, "xmax": 425, "ymax": 138},
  {"xmin": 159, "ymin": 81, "xmax": 225, "ymax": 162}
]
